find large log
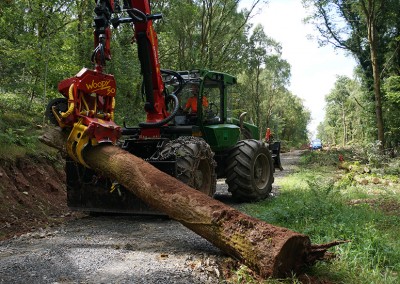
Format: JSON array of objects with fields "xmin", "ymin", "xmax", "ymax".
[{"xmin": 39, "ymin": 127, "xmax": 342, "ymax": 278}]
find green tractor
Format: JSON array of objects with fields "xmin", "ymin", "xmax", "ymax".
[{"xmin": 65, "ymin": 69, "xmax": 282, "ymax": 213}]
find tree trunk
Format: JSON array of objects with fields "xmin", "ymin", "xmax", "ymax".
[
  {"xmin": 39, "ymin": 127, "xmax": 343, "ymax": 279},
  {"xmin": 363, "ymin": 0, "xmax": 385, "ymax": 149},
  {"xmin": 342, "ymin": 107, "xmax": 347, "ymax": 147}
]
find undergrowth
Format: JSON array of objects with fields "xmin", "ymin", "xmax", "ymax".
[
  {"xmin": 239, "ymin": 149, "xmax": 400, "ymax": 284},
  {"xmin": 0, "ymin": 92, "xmax": 54, "ymax": 161}
]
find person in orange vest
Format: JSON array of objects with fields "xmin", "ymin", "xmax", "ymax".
[{"xmin": 184, "ymin": 84, "xmax": 208, "ymax": 113}]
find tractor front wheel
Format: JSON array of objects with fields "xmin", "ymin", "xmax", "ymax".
[
  {"xmin": 226, "ymin": 139, "xmax": 274, "ymax": 202},
  {"xmin": 162, "ymin": 137, "xmax": 217, "ymax": 197}
]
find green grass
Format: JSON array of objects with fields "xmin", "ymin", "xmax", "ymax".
[{"xmin": 238, "ymin": 150, "xmax": 400, "ymax": 283}]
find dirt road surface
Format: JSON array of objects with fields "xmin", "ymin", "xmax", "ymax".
[{"xmin": 0, "ymin": 151, "xmax": 302, "ymax": 283}]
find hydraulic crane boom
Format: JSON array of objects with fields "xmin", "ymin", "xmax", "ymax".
[
  {"xmin": 47, "ymin": 0, "xmax": 179, "ymax": 166},
  {"xmin": 93, "ymin": 0, "xmax": 168, "ymax": 125}
]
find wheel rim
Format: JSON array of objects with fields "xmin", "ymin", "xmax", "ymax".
[{"xmin": 253, "ymin": 153, "xmax": 270, "ymax": 189}]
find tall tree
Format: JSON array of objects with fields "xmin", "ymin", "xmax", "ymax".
[
  {"xmin": 303, "ymin": 0, "xmax": 400, "ymax": 148},
  {"xmin": 326, "ymin": 76, "xmax": 352, "ymax": 146},
  {"xmin": 319, "ymin": 75, "xmax": 370, "ymax": 146},
  {"xmin": 276, "ymin": 91, "xmax": 311, "ymax": 147},
  {"xmin": 238, "ymin": 24, "xmax": 290, "ymax": 137}
]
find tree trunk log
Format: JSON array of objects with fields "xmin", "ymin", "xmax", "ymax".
[{"xmin": 39, "ymin": 127, "xmax": 342, "ymax": 278}]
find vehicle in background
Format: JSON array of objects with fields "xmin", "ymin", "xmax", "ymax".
[{"xmin": 309, "ymin": 139, "xmax": 322, "ymax": 150}]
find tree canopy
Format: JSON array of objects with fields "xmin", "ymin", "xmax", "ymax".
[{"xmin": 7, "ymin": 0, "xmax": 382, "ymax": 149}]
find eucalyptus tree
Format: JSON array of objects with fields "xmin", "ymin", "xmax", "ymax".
[{"xmin": 303, "ymin": 0, "xmax": 400, "ymax": 148}]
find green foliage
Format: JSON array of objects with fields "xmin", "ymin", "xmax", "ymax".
[
  {"xmin": 358, "ymin": 140, "xmax": 389, "ymax": 167},
  {"xmin": 0, "ymin": 128, "xmax": 36, "ymax": 147},
  {"xmin": 0, "ymin": 92, "xmax": 52, "ymax": 160},
  {"xmin": 318, "ymin": 76, "xmax": 371, "ymax": 147},
  {"xmin": 384, "ymin": 76, "xmax": 400, "ymax": 104},
  {"xmin": 299, "ymin": 149, "xmax": 344, "ymax": 167},
  {"xmin": 0, "ymin": 0, "xmax": 311, "ymax": 147},
  {"xmin": 384, "ymin": 159, "xmax": 400, "ymax": 176},
  {"xmin": 236, "ymin": 24, "xmax": 308, "ymax": 144},
  {"xmin": 241, "ymin": 150, "xmax": 400, "ymax": 283},
  {"xmin": 154, "ymin": 0, "xmax": 252, "ymax": 72},
  {"xmin": 382, "ymin": 76, "xmax": 400, "ymax": 147}
]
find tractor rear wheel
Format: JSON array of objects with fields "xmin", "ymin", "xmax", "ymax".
[
  {"xmin": 162, "ymin": 137, "xmax": 217, "ymax": 197},
  {"xmin": 226, "ymin": 139, "xmax": 274, "ymax": 202}
]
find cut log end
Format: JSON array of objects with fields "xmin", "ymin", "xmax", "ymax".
[{"xmin": 272, "ymin": 235, "xmax": 312, "ymax": 277}]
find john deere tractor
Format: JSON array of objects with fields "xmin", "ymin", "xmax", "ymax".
[
  {"xmin": 51, "ymin": 69, "xmax": 281, "ymax": 213},
  {"xmin": 45, "ymin": 0, "xmax": 281, "ymax": 213}
]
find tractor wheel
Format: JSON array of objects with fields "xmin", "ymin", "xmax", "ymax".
[
  {"xmin": 162, "ymin": 137, "xmax": 217, "ymax": 197},
  {"xmin": 226, "ymin": 139, "xmax": 274, "ymax": 202},
  {"xmin": 45, "ymin": 97, "xmax": 68, "ymax": 126}
]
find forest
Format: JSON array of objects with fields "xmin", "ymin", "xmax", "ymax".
[
  {"xmin": 1, "ymin": 0, "xmax": 311, "ymax": 148},
  {"xmin": 1, "ymin": 1, "xmax": 400, "ymax": 283},
  {"xmin": 2, "ymin": 1, "xmax": 400, "ymax": 151},
  {"xmin": 306, "ymin": 0, "xmax": 400, "ymax": 152}
]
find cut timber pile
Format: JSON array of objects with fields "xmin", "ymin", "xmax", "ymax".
[{"xmin": 40, "ymin": 127, "xmax": 343, "ymax": 279}]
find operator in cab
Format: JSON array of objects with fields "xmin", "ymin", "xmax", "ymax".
[{"xmin": 184, "ymin": 84, "xmax": 208, "ymax": 113}]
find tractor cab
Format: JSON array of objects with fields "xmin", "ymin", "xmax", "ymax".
[
  {"xmin": 165, "ymin": 70, "xmax": 253, "ymax": 152},
  {"xmin": 170, "ymin": 70, "xmax": 235, "ymax": 127}
]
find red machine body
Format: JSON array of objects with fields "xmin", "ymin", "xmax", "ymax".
[
  {"xmin": 130, "ymin": 1, "xmax": 166, "ymax": 125},
  {"xmin": 58, "ymin": 68, "xmax": 117, "ymax": 121},
  {"xmin": 57, "ymin": 68, "xmax": 120, "ymax": 143}
]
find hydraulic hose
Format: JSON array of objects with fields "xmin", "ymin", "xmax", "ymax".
[
  {"xmin": 138, "ymin": 70, "xmax": 184, "ymax": 128},
  {"xmin": 138, "ymin": 93, "xmax": 179, "ymax": 128}
]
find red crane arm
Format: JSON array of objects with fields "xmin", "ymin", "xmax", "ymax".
[
  {"xmin": 127, "ymin": 0, "xmax": 166, "ymax": 124},
  {"xmin": 93, "ymin": 0, "xmax": 167, "ymax": 125}
]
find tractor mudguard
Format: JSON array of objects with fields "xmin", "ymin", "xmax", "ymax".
[{"xmin": 270, "ymin": 141, "xmax": 283, "ymax": 171}]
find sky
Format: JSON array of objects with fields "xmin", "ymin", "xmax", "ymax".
[{"xmin": 240, "ymin": 0, "xmax": 357, "ymax": 138}]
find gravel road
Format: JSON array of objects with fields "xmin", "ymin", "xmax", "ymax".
[{"xmin": 0, "ymin": 151, "xmax": 301, "ymax": 284}]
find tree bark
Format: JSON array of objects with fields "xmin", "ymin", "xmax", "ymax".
[
  {"xmin": 362, "ymin": 0, "xmax": 385, "ymax": 149},
  {"xmin": 39, "ymin": 127, "xmax": 343, "ymax": 279}
]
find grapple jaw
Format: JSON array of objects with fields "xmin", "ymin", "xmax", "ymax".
[{"xmin": 46, "ymin": 68, "xmax": 121, "ymax": 167}]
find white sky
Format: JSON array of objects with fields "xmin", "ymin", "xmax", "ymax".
[{"xmin": 240, "ymin": 0, "xmax": 357, "ymax": 138}]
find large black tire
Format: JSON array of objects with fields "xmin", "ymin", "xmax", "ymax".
[
  {"xmin": 162, "ymin": 137, "xmax": 217, "ymax": 197},
  {"xmin": 226, "ymin": 139, "xmax": 274, "ymax": 202},
  {"xmin": 45, "ymin": 97, "xmax": 68, "ymax": 126}
]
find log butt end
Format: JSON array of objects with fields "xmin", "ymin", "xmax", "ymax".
[{"xmin": 269, "ymin": 235, "xmax": 312, "ymax": 278}]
